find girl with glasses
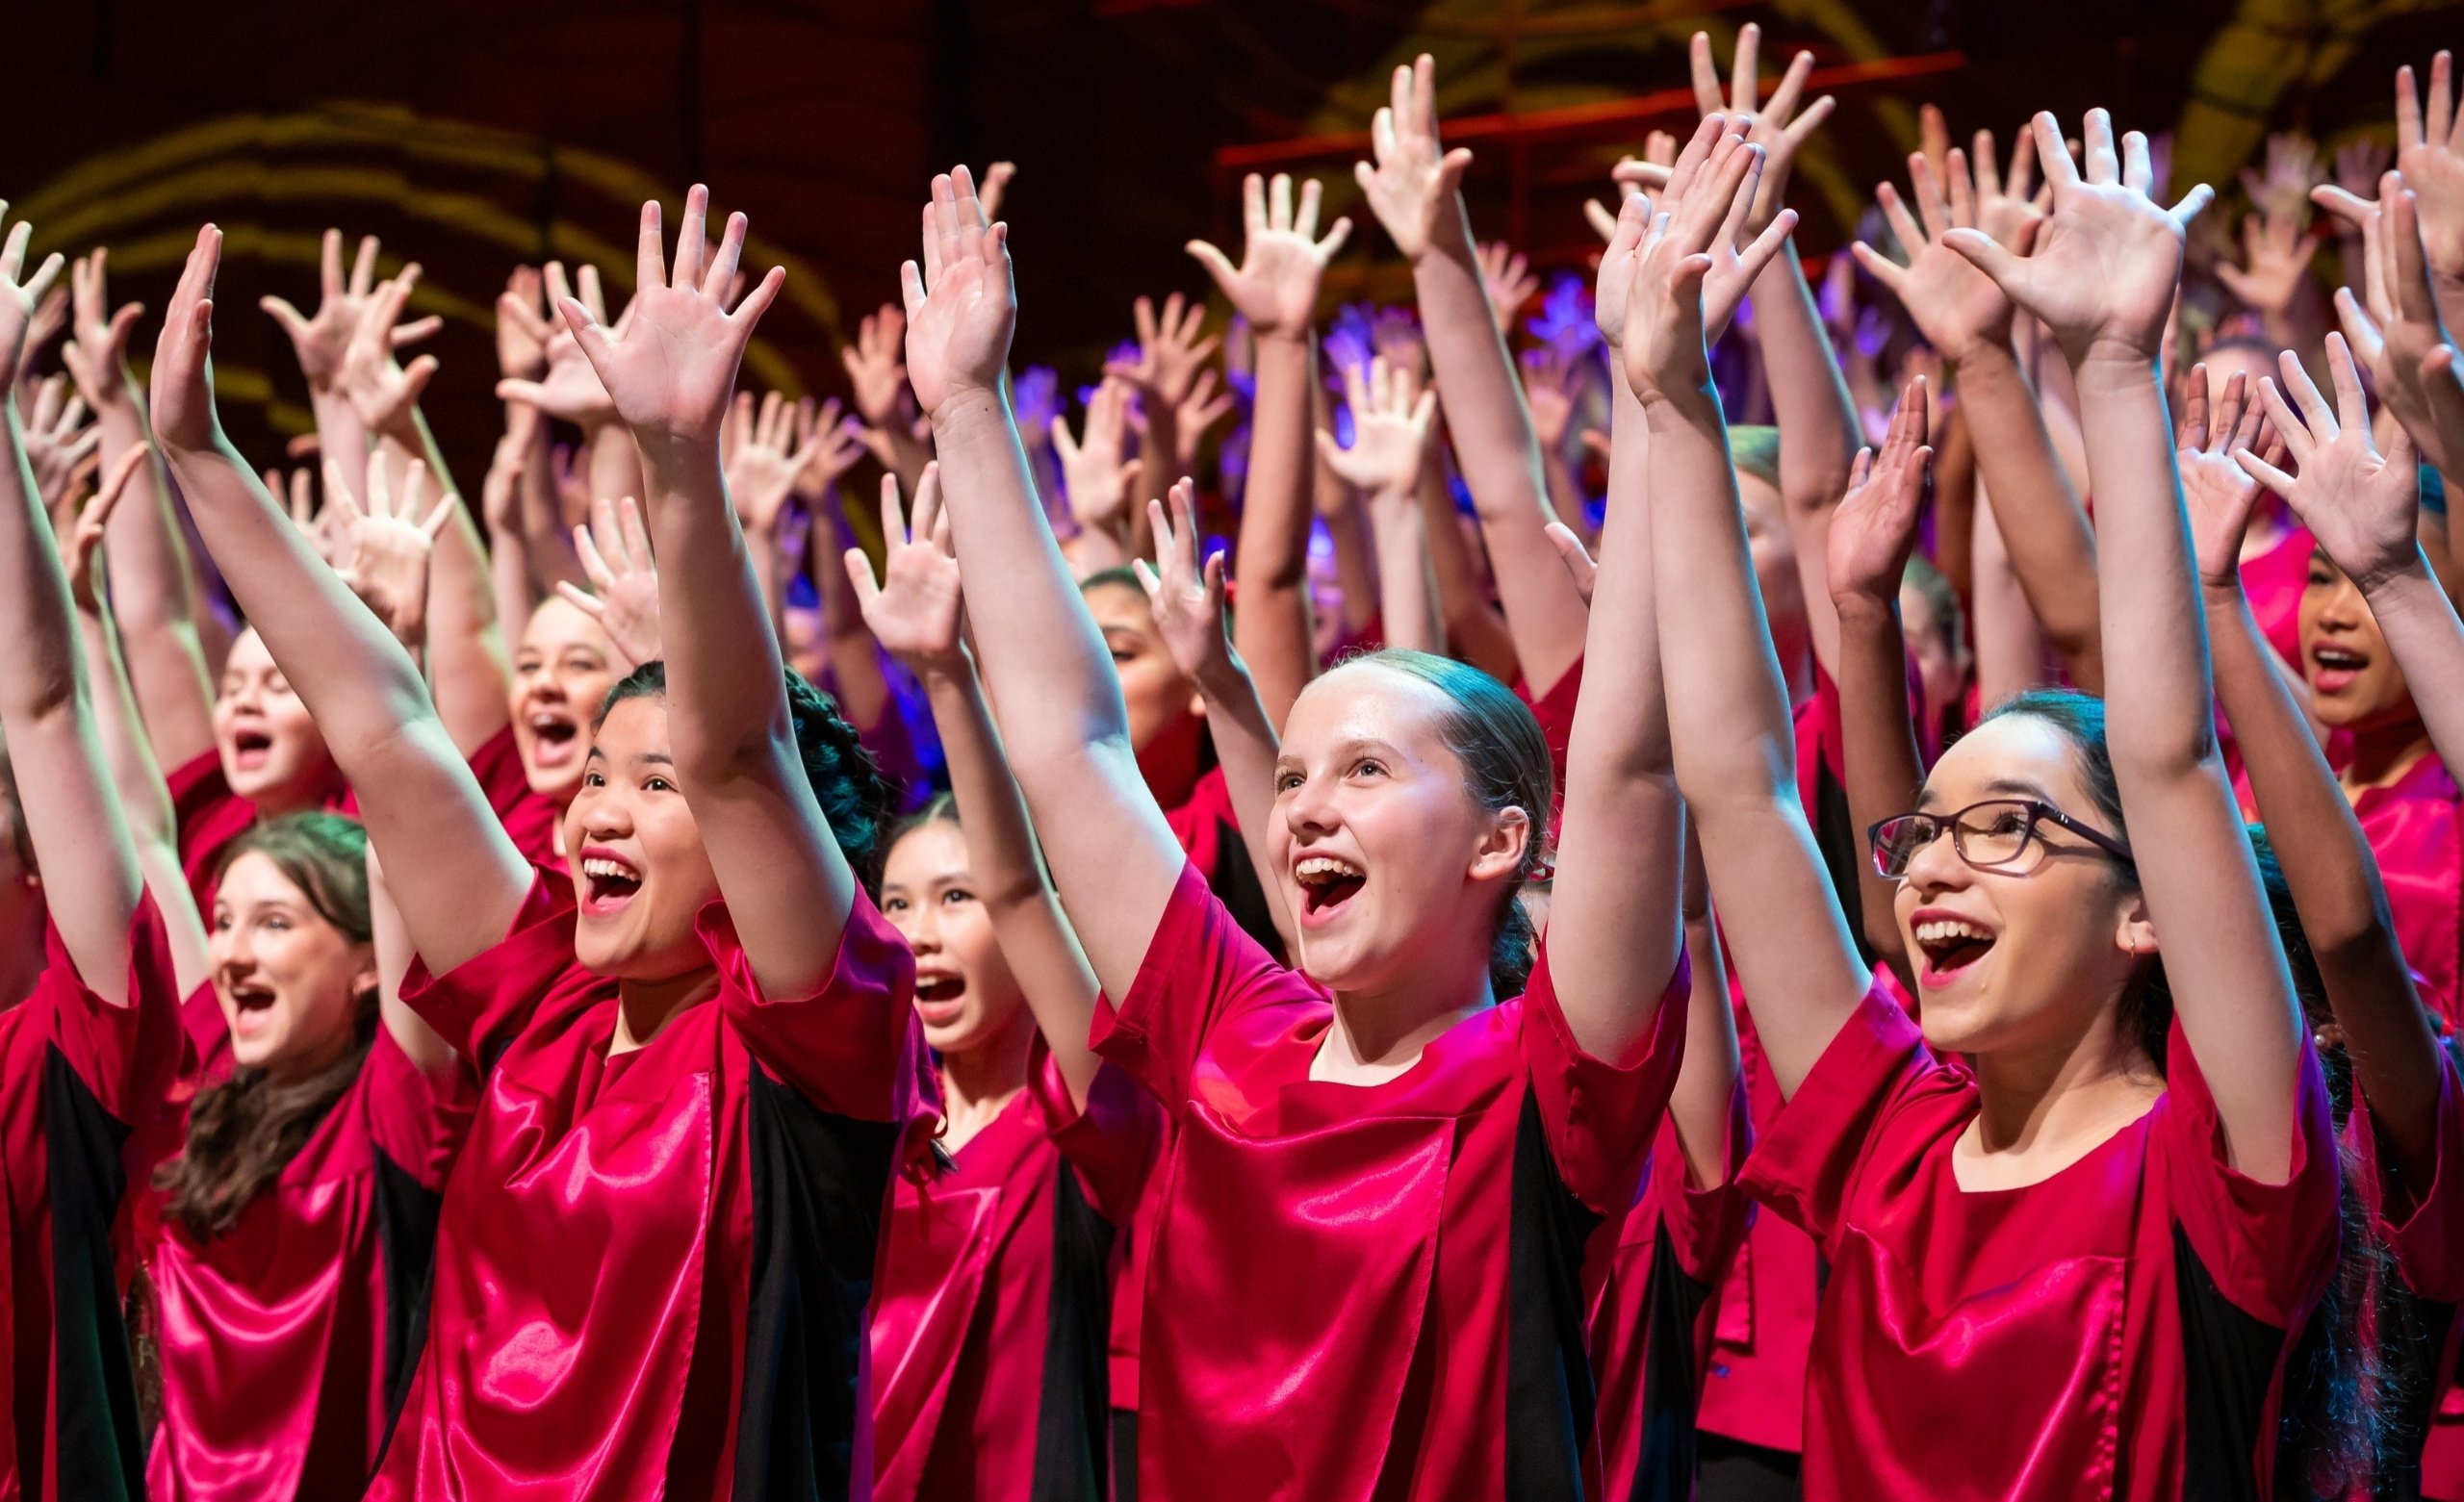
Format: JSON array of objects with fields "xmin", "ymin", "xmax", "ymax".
[{"xmin": 1638, "ymin": 112, "xmax": 2341, "ymax": 1499}]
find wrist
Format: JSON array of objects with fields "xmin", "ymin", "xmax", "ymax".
[
  {"xmin": 1830, "ymin": 587, "xmax": 1903, "ymax": 623},
  {"xmin": 1192, "ymin": 653, "xmax": 1252, "ymax": 704},
  {"xmin": 2357, "ymin": 544, "xmax": 2439, "ymax": 601},
  {"xmin": 1636, "ymin": 379, "xmax": 1721, "ymax": 428},
  {"xmin": 911, "ymin": 649, "xmax": 977, "ymax": 687},
  {"xmin": 927, "ymin": 383, "xmax": 1012, "ymax": 439}
]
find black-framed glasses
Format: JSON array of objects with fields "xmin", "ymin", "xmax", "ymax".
[{"xmin": 1866, "ymin": 798, "xmax": 2135, "ymax": 879}]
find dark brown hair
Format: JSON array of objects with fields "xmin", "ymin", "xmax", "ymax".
[{"xmin": 155, "ymin": 814, "xmax": 376, "ymax": 1239}]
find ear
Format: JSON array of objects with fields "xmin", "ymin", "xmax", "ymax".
[
  {"xmin": 1467, "ymin": 805, "xmax": 1533, "ymax": 885},
  {"xmin": 2112, "ymin": 888, "xmax": 2157, "ymax": 960}
]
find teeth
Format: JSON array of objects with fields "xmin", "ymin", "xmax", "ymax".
[
  {"xmin": 1295, "ymin": 856, "xmax": 1365, "ymax": 885},
  {"xmin": 582, "ymin": 857, "xmax": 638, "ymax": 882},
  {"xmin": 1913, "ymin": 918, "xmax": 1993, "ymax": 945}
]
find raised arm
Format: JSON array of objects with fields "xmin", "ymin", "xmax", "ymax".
[
  {"xmin": 1188, "ymin": 173, "xmax": 1350, "ymax": 727},
  {"xmin": 907, "ymin": 167, "xmax": 1189, "ymax": 1005},
  {"xmin": 1668, "ymin": 823, "xmax": 1744, "ymax": 1189},
  {"xmin": 62, "ymin": 248, "xmax": 218, "ymax": 772},
  {"xmin": 1823, "ymin": 384, "xmax": 1937, "ymax": 993},
  {"xmin": 1137, "ymin": 479, "xmax": 1296, "ymax": 954},
  {"xmin": 1949, "ymin": 111, "xmax": 2303, "ymax": 1179},
  {"xmin": 562, "ymin": 188, "xmax": 855, "ymax": 997},
  {"xmin": 847, "ymin": 463, "xmax": 1106, "ymax": 1104},
  {"xmin": 1542, "ymin": 169, "xmax": 1784, "ymax": 1061},
  {"xmin": 1684, "ymin": 28, "xmax": 1858, "ymax": 674},
  {"xmin": 367, "ymin": 844, "xmax": 456, "ymax": 1078},
  {"xmin": 1626, "ymin": 132, "xmax": 1874, "ymax": 1097},
  {"xmin": 2179, "ymin": 362, "xmax": 2442, "ymax": 1181},
  {"xmin": 1318, "ymin": 356, "xmax": 1443, "ymax": 655},
  {"xmin": 1356, "ymin": 56, "xmax": 1589, "ymax": 699},
  {"xmin": 0, "ymin": 223, "xmax": 147, "ymax": 998},
  {"xmin": 64, "ymin": 451, "xmax": 213, "ymax": 997},
  {"xmin": 148, "ymin": 225, "xmax": 531, "ymax": 978},
  {"xmin": 1857, "ymin": 137, "xmax": 2106, "ymax": 690}
]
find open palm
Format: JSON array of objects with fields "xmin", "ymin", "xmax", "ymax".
[
  {"xmin": 846, "ymin": 465, "xmax": 964, "ymax": 674},
  {"xmin": 1188, "ymin": 174, "xmax": 1350, "ymax": 339},
  {"xmin": 902, "ymin": 168, "xmax": 1015, "ymax": 418},
  {"xmin": 565, "ymin": 185, "xmax": 783, "ymax": 450}
]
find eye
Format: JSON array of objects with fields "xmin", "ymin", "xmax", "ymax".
[
  {"xmin": 264, "ymin": 914, "xmax": 291, "ymax": 931},
  {"xmin": 940, "ymin": 887, "xmax": 976, "ymax": 906},
  {"xmin": 883, "ymin": 895, "xmax": 909, "ymax": 914},
  {"xmin": 644, "ymin": 776, "xmax": 677, "ymax": 793},
  {"xmin": 582, "ymin": 771, "xmax": 606, "ymax": 789},
  {"xmin": 212, "ymin": 910, "xmax": 233, "ymax": 932},
  {"xmin": 1980, "ymin": 806, "xmax": 2031, "ymax": 837},
  {"xmin": 1274, "ymin": 770, "xmax": 1305, "ymax": 793},
  {"xmin": 1349, "ymin": 757, "xmax": 1387, "ymax": 779}
]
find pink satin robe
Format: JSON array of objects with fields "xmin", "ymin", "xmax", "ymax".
[
  {"xmin": 2358, "ymin": 1050, "xmax": 2464, "ymax": 1498},
  {"xmin": 143, "ymin": 1022, "xmax": 477, "ymax": 1500},
  {"xmin": 1585, "ymin": 1092, "xmax": 1753, "ymax": 1502},
  {"xmin": 2, "ymin": 901, "xmax": 182, "ymax": 1502},
  {"xmin": 1094, "ymin": 862, "xmax": 1689, "ymax": 1501},
  {"xmin": 167, "ymin": 749, "xmax": 353, "ymax": 922},
  {"xmin": 2352, "ymin": 751, "xmax": 2463, "ymax": 1031},
  {"xmin": 1744, "ymin": 986, "xmax": 2339, "ymax": 1500},
  {"xmin": 870, "ymin": 1049, "xmax": 1158, "ymax": 1502},
  {"xmin": 365, "ymin": 872, "xmax": 932, "ymax": 1502}
]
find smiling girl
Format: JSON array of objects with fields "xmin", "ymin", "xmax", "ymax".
[
  {"xmin": 148, "ymin": 191, "xmax": 931, "ymax": 1500},
  {"xmin": 899, "ymin": 109, "xmax": 1781, "ymax": 1494},
  {"xmin": 1645, "ymin": 112, "xmax": 2339, "ymax": 1499},
  {"xmin": 143, "ymin": 812, "xmax": 476, "ymax": 1501},
  {"xmin": 851, "ymin": 466, "xmax": 1160, "ymax": 1501}
]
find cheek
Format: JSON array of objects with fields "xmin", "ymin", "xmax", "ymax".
[{"xmin": 644, "ymin": 806, "xmax": 720, "ymax": 909}]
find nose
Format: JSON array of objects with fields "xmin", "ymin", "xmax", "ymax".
[
  {"xmin": 907, "ymin": 902, "xmax": 941, "ymax": 954},
  {"xmin": 1897, "ymin": 821, "xmax": 1970, "ymax": 894},
  {"xmin": 2313, "ymin": 578, "xmax": 2368, "ymax": 631},
  {"xmin": 1281, "ymin": 770, "xmax": 1341, "ymax": 844},
  {"xmin": 579, "ymin": 786, "xmax": 635, "ymax": 842}
]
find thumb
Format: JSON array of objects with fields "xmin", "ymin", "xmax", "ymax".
[
  {"xmin": 1937, "ymin": 227, "xmax": 2025, "ymax": 299},
  {"xmin": 260, "ymin": 295, "xmax": 310, "ymax": 342},
  {"xmin": 1185, "ymin": 240, "xmax": 1239, "ymax": 292}
]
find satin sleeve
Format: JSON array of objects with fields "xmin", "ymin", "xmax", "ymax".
[
  {"xmin": 1091, "ymin": 859, "xmax": 1316, "ymax": 1107},
  {"xmin": 29, "ymin": 893, "xmax": 185, "ymax": 1131},
  {"xmin": 1519, "ymin": 943, "xmax": 1691, "ymax": 1216},
  {"xmin": 1031, "ymin": 1041, "xmax": 1165, "ymax": 1226},
  {"xmin": 1517, "ymin": 653, "xmax": 1583, "ymax": 830},
  {"xmin": 704, "ymin": 890, "xmax": 917, "ymax": 1123},
  {"xmin": 1737, "ymin": 980, "xmax": 1935, "ymax": 1255},
  {"xmin": 2353, "ymin": 1050, "xmax": 2464, "ymax": 1305},
  {"xmin": 398, "ymin": 866, "xmax": 578, "ymax": 1072},
  {"xmin": 358, "ymin": 1025, "xmax": 481, "ymax": 1193},
  {"xmin": 2153, "ymin": 1025, "xmax": 2341, "ymax": 1329},
  {"xmin": 1646, "ymin": 1080, "xmax": 1755, "ymax": 1287}
]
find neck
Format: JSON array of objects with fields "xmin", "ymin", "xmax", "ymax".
[
  {"xmin": 1966, "ymin": 1003, "xmax": 2159, "ymax": 1157},
  {"xmin": 1321, "ymin": 954, "xmax": 1496, "ymax": 1082},
  {"xmin": 938, "ymin": 1011, "xmax": 1036, "ymax": 1145},
  {"xmin": 611, "ymin": 965, "xmax": 724, "ymax": 1055},
  {"xmin": 2343, "ymin": 719, "xmax": 2433, "ymax": 794}
]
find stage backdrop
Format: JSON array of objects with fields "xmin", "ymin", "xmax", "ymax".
[{"xmin": 8, "ymin": 0, "xmax": 2460, "ymax": 488}]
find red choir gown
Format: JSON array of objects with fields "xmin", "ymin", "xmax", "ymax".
[
  {"xmin": 1585, "ymin": 1089, "xmax": 1753, "ymax": 1502},
  {"xmin": 1742, "ymin": 984, "xmax": 2340, "ymax": 1501},
  {"xmin": 142, "ymin": 1014, "xmax": 478, "ymax": 1500},
  {"xmin": 869, "ymin": 1046, "xmax": 1160, "ymax": 1502},
  {"xmin": 364, "ymin": 870, "xmax": 934, "ymax": 1501},
  {"xmin": 2351, "ymin": 751, "xmax": 2463, "ymax": 1031},
  {"xmin": 1, "ymin": 900, "xmax": 183, "ymax": 1502},
  {"xmin": 2365, "ymin": 1047, "xmax": 2464, "ymax": 1499},
  {"xmin": 167, "ymin": 749, "xmax": 353, "ymax": 920},
  {"xmin": 1094, "ymin": 861, "xmax": 1689, "ymax": 1501}
]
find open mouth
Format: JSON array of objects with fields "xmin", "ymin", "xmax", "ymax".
[
  {"xmin": 914, "ymin": 973, "xmax": 968, "ymax": 1025},
  {"xmin": 230, "ymin": 727, "xmax": 273, "ymax": 769},
  {"xmin": 579, "ymin": 852, "xmax": 644, "ymax": 915},
  {"xmin": 1912, "ymin": 915, "xmax": 1996, "ymax": 986},
  {"xmin": 526, "ymin": 709, "xmax": 581, "ymax": 766},
  {"xmin": 2310, "ymin": 644, "xmax": 2367, "ymax": 695},
  {"xmin": 224, "ymin": 980, "xmax": 277, "ymax": 1031},
  {"xmin": 1294, "ymin": 855, "xmax": 1368, "ymax": 925}
]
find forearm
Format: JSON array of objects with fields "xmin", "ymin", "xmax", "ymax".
[
  {"xmin": 370, "ymin": 845, "xmax": 457, "ymax": 1078},
  {"xmin": 518, "ymin": 422, "xmax": 586, "ymax": 595},
  {"xmin": 1970, "ymin": 479, "xmax": 2051, "ymax": 702},
  {"xmin": 1954, "ymin": 343, "xmax": 2104, "ymax": 686},
  {"xmin": 2205, "ymin": 581, "xmax": 2438, "ymax": 1170},
  {"xmin": 2363, "ymin": 558, "xmax": 2464, "ymax": 774},
  {"xmin": 313, "ymin": 389, "xmax": 370, "ymax": 501},
  {"xmin": 75, "ymin": 598, "xmax": 178, "ymax": 855},
  {"xmin": 1415, "ymin": 456, "xmax": 1518, "ymax": 680},
  {"xmin": 588, "ymin": 421, "xmax": 644, "ymax": 510},
  {"xmin": 1232, "ymin": 332, "xmax": 1320, "ymax": 727},
  {"xmin": 1548, "ymin": 373, "xmax": 1684, "ymax": 1060},
  {"xmin": 0, "ymin": 419, "xmax": 143, "ymax": 988},
  {"xmin": 1413, "ymin": 217, "xmax": 1589, "ymax": 695},
  {"xmin": 1757, "ymin": 250, "xmax": 1861, "ymax": 675},
  {"xmin": 95, "ymin": 402, "xmax": 216, "ymax": 768},
  {"xmin": 1668, "ymin": 900, "xmax": 1743, "ymax": 1190},
  {"xmin": 1362, "ymin": 489, "xmax": 1440, "ymax": 653},
  {"xmin": 1831, "ymin": 595, "xmax": 1921, "ymax": 988},
  {"xmin": 1191, "ymin": 653, "xmax": 1296, "ymax": 953},
  {"xmin": 1327, "ymin": 499, "xmax": 1381, "ymax": 636},
  {"xmin": 922, "ymin": 657, "xmax": 1104, "ymax": 1103},
  {"xmin": 1648, "ymin": 383, "xmax": 1866, "ymax": 1094},
  {"xmin": 424, "ymin": 495, "xmax": 513, "ymax": 758}
]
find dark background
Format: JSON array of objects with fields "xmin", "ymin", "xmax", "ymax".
[{"xmin": 9, "ymin": 0, "xmax": 2459, "ymax": 486}]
